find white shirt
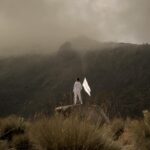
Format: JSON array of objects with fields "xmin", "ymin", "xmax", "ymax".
[{"xmin": 73, "ymin": 81, "xmax": 82, "ymax": 93}]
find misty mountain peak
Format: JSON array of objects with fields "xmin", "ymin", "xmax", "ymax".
[
  {"xmin": 57, "ymin": 41, "xmax": 79, "ymax": 59},
  {"xmin": 59, "ymin": 42, "xmax": 73, "ymax": 51},
  {"xmin": 70, "ymin": 36, "xmax": 101, "ymax": 51}
]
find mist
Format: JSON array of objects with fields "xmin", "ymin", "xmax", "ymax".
[{"xmin": 0, "ymin": 0, "xmax": 150, "ymax": 55}]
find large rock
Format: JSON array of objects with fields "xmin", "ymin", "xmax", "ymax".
[{"xmin": 55, "ymin": 104, "xmax": 110, "ymax": 124}]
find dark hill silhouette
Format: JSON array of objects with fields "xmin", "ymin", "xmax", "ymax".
[{"xmin": 0, "ymin": 41, "xmax": 150, "ymax": 118}]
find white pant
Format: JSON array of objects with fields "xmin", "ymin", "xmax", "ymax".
[{"xmin": 74, "ymin": 91, "xmax": 83, "ymax": 104}]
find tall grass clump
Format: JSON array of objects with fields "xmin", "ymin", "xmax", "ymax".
[
  {"xmin": 0, "ymin": 115, "xmax": 28, "ymax": 149},
  {"xmin": 11, "ymin": 135, "xmax": 32, "ymax": 150},
  {"xmin": 29, "ymin": 114, "xmax": 121, "ymax": 150},
  {"xmin": 129, "ymin": 111, "xmax": 150, "ymax": 150},
  {"xmin": 108, "ymin": 118, "xmax": 125, "ymax": 141},
  {"xmin": 0, "ymin": 115, "xmax": 26, "ymax": 141},
  {"xmin": 0, "ymin": 140, "xmax": 8, "ymax": 150}
]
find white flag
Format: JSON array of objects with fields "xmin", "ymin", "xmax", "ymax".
[{"xmin": 82, "ymin": 78, "xmax": 91, "ymax": 96}]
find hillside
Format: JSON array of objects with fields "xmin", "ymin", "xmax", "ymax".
[{"xmin": 0, "ymin": 40, "xmax": 150, "ymax": 117}]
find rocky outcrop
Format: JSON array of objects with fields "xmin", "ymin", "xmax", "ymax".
[{"xmin": 55, "ymin": 104, "xmax": 110, "ymax": 124}]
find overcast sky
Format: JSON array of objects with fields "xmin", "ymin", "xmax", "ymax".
[{"xmin": 0, "ymin": 0, "xmax": 150, "ymax": 55}]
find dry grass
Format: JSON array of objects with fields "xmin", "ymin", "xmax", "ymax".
[
  {"xmin": 127, "ymin": 111, "xmax": 150, "ymax": 150},
  {"xmin": 11, "ymin": 134, "xmax": 32, "ymax": 150},
  {"xmin": 0, "ymin": 110, "xmax": 150, "ymax": 150},
  {"xmin": 29, "ymin": 115, "xmax": 120, "ymax": 150},
  {"xmin": 0, "ymin": 140, "xmax": 8, "ymax": 150}
]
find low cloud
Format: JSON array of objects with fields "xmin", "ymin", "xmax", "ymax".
[{"xmin": 0, "ymin": 0, "xmax": 149, "ymax": 55}]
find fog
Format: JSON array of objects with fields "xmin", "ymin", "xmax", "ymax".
[{"xmin": 0, "ymin": 0, "xmax": 150, "ymax": 55}]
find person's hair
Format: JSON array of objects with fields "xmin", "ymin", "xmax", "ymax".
[{"xmin": 77, "ymin": 78, "xmax": 80, "ymax": 81}]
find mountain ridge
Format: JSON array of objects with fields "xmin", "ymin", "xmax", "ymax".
[{"xmin": 0, "ymin": 40, "xmax": 150, "ymax": 117}]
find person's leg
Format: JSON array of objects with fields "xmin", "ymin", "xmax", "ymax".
[
  {"xmin": 78, "ymin": 92, "xmax": 83, "ymax": 104},
  {"xmin": 74, "ymin": 92, "xmax": 77, "ymax": 105}
]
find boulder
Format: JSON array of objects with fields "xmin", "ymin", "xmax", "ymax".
[{"xmin": 55, "ymin": 104, "xmax": 110, "ymax": 124}]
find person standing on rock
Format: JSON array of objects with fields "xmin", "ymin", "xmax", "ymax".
[{"xmin": 73, "ymin": 78, "xmax": 83, "ymax": 105}]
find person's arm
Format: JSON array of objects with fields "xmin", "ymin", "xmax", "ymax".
[
  {"xmin": 80, "ymin": 82, "xmax": 82, "ymax": 90},
  {"xmin": 73, "ymin": 82, "xmax": 76, "ymax": 92}
]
